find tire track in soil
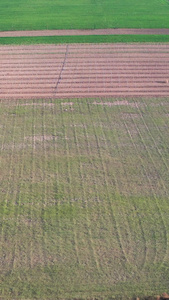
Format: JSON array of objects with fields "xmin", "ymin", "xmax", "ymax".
[
  {"xmin": 11, "ymin": 102, "xmax": 28, "ymax": 270},
  {"xmin": 137, "ymin": 100, "xmax": 169, "ymax": 176},
  {"xmin": 40, "ymin": 100, "xmax": 52, "ymax": 272},
  {"xmin": 130, "ymin": 99, "xmax": 169, "ymax": 267},
  {"xmin": 79, "ymin": 100, "xmax": 122, "ymax": 272},
  {"xmin": 143, "ymin": 100, "xmax": 169, "ymax": 163},
  {"xmin": 0, "ymin": 99, "xmax": 10, "ymax": 249},
  {"xmin": 69, "ymin": 102, "xmax": 92, "ymax": 267},
  {"xmin": 93, "ymin": 101, "xmax": 136, "ymax": 271},
  {"xmin": 87, "ymin": 100, "xmax": 130, "ymax": 265},
  {"xmin": 96, "ymin": 101, "xmax": 142, "ymax": 271},
  {"xmin": 68, "ymin": 102, "xmax": 95, "ymax": 268},
  {"xmin": 54, "ymin": 102, "xmax": 65, "ymax": 262},
  {"xmin": 29, "ymin": 102, "xmax": 36, "ymax": 268},
  {"xmin": 120, "ymin": 107, "xmax": 149, "ymax": 271},
  {"xmin": 2, "ymin": 101, "xmax": 20, "ymax": 273},
  {"xmin": 74, "ymin": 100, "xmax": 105, "ymax": 271},
  {"xmin": 50, "ymin": 101, "xmax": 62, "ymax": 264},
  {"xmin": 125, "ymin": 99, "xmax": 167, "ymax": 268},
  {"xmin": 60, "ymin": 103, "xmax": 81, "ymax": 265}
]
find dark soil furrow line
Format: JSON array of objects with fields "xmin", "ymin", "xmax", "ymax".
[{"xmin": 54, "ymin": 45, "xmax": 69, "ymax": 94}]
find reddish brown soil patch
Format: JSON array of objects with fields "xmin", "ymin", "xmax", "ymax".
[
  {"xmin": 0, "ymin": 43, "xmax": 169, "ymax": 99},
  {"xmin": 133, "ymin": 293, "xmax": 169, "ymax": 300},
  {"xmin": 0, "ymin": 28, "xmax": 169, "ymax": 37}
]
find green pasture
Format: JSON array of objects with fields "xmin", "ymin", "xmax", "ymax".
[
  {"xmin": 0, "ymin": 0, "xmax": 169, "ymax": 31},
  {"xmin": 1, "ymin": 35, "xmax": 169, "ymax": 45},
  {"xmin": 0, "ymin": 97, "xmax": 169, "ymax": 299}
]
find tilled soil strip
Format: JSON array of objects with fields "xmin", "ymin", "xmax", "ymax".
[
  {"xmin": 0, "ymin": 43, "xmax": 169, "ymax": 99},
  {"xmin": 0, "ymin": 28, "xmax": 169, "ymax": 37}
]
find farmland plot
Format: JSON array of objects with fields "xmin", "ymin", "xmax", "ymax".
[
  {"xmin": 0, "ymin": 0, "xmax": 169, "ymax": 31},
  {"xmin": 0, "ymin": 97, "xmax": 169, "ymax": 299},
  {"xmin": 0, "ymin": 43, "xmax": 169, "ymax": 99}
]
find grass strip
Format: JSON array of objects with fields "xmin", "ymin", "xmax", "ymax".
[
  {"xmin": 1, "ymin": 35, "xmax": 169, "ymax": 45},
  {"xmin": 1, "ymin": 0, "xmax": 169, "ymax": 31}
]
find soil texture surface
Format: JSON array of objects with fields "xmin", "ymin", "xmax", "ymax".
[
  {"xmin": 0, "ymin": 29, "xmax": 169, "ymax": 37},
  {"xmin": 0, "ymin": 43, "xmax": 169, "ymax": 99}
]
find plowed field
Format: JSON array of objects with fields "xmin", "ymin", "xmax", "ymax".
[{"xmin": 0, "ymin": 43, "xmax": 169, "ymax": 99}]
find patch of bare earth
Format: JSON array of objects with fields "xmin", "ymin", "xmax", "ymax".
[
  {"xmin": 0, "ymin": 28, "xmax": 169, "ymax": 37},
  {"xmin": 61, "ymin": 102, "xmax": 74, "ymax": 106},
  {"xmin": 0, "ymin": 43, "xmax": 169, "ymax": 99},
  {"xmin": 19, "ymin": 102, "xmax": 54, "ymax": 107},
  {"xmin": 25, "ymin": 135, "xmax": 54, "ymax": 142},
  {"xmin": 134, "ymin": 293, "xmax": 169, "ymax": 300},
  {"xmin": 93, "ymin": 100, "xmax": 140, "ymax": 107}
]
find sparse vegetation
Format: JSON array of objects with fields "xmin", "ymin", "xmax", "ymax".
[{"xmin": 0, "ymin": 98, "xmax": 169, "ymax": 299}]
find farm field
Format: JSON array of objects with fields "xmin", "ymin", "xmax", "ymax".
[
  {"xmin": 1, "ymin": 28, "xmax": 169, "ymax": 37},
  {"xmin": 0, "ymin": 0, "xmax": 169, "ymax": 31},
  {"xmin": 0, "ymin": 43, "xmax": 169, "ymax": 99},
  {"xmin": 0, "ymin": 97, "xmax": 169, "ymax": 299},
  {"xmin": 1, "ymin": 35, "xmax": 169, "ymax": 45}
]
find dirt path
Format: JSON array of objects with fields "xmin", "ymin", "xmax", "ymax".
[
  {"xmin": 0, "ymin": 43, "xmax": 169, "ymax": 99},
  {"xmin": 0, "ymin": 28, "xmax": 169, "ymax": 37}
]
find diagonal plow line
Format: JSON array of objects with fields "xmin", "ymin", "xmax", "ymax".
[{"xmin": 54, "ymin": 45, "xmax": 69, "ymax": 95}]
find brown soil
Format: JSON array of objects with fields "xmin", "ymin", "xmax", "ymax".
[
  {"xmin": 93, "ymin": 100, "xmax": 140, "ymax": 107},
  {"xmin": 0, "ymin": 43, "xmax": 169, "ymax": 99},
  {"xmin": 0, "ymin": 28, "xmax": 169, "ymax": 37},
  {"xmin": 134, "ymin": 293, "xmax": 169, "ymax": 300},
  {"xmin": 25, "ymin": 135, "xmax": 54, "ymax": 142}
]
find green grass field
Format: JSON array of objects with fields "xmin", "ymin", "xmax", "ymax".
[
  {"xmin": 0, "ymin": 0, "xmax": 169, "ymax": 31},
  {"xmin": 1, "ymin": 35, "xmax": 169, "ymax": 45},
  {"xmin": 0, "ymin": 98, "xmax": 169, "ymax": 299}
]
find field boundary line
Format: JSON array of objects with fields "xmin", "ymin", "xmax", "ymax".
[{"xmin": 0, "ymin": 28, "xmax": 169, "ymax": 37}]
